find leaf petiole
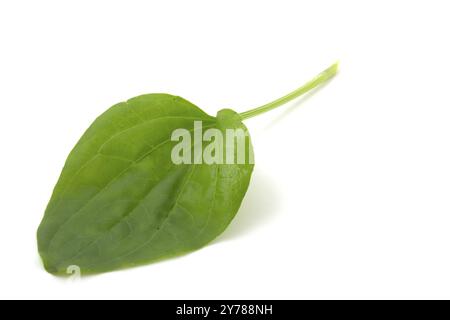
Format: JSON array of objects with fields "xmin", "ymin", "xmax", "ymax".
[{"xmin": 239, "ymin": 62, "xmax": 339, "ymax": 120}]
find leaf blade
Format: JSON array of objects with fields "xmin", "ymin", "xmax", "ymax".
[{"xmin": 38, "ymin": 94, "xmax": 254, "ymax": 275}]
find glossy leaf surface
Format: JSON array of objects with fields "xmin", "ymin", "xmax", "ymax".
[{"xmin": 37, "ymin": 94, "xmax": 254, "ymax": 275}]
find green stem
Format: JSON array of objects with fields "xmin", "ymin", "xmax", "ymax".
[{"xmin": 239, "ymin": 62, "xmax": 339, "ymax": 120}]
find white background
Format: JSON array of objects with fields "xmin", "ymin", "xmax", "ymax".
[{"xmin": 1, "ymin": 0, "xmax": 449, "ymax": 300}]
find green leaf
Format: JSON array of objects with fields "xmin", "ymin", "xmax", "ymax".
[
  {"xmin": 37, "ymin": 62, "xmax": 338, "ymax": 275},
  {"xmin": 37, "ymin": 94, "xmax": 254, "ymax": 275}
]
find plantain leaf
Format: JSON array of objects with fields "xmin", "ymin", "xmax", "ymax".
[
  {"xmin": 37, "ymin": 62, "xmax": 338, "ymax": 275},
  {"xmin": 38, "ymin": 94, "xmax": 254, "ymax": 275}
]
